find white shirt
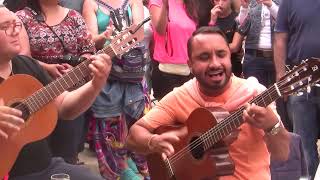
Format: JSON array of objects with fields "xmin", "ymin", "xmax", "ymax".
[{"xmin": 238, "ymin": 2, "xmax": 279, "ymax": 50}]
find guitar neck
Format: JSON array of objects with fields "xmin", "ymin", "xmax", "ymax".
[
  {"xmin": 25, "ymin": 46, "xmax": 115, "ymax": 114},
  {"xmin": 201, "ymin": 84, "xmax": 281, "ymax": 151}
]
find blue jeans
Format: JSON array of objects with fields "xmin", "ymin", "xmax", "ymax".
[
  {"xmin": 287, "ymin": 87, "xmax": 320, "ymax": 179},
  {"xmin": 243, "ymin": 51, "xmax": 275, "ymax": 88}
]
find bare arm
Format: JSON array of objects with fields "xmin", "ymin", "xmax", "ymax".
[
  {"xmin": 149, "ymin": 0, "xmax": 168, "ymax": 35},
  {"xmin": 229, "ymin": 32, "xmax": 244, "ymax": 53},
  {"xmin": 127, "ymin": 120, "xmax": 156, "ymax": 154},
  {"xmin": 264, "ymin": 128, "xmax": 290, "ymax": 161},
  {"xmin": 273, "ymin": 32, "xmax": 288, "ymax": 81},
  {"xmin": 243, "ymin": 103, "xmax": 290, "ymax": 161},
  {"xmin": 82, "ymin": 0, "xmax": 109, "ymax": 50}
]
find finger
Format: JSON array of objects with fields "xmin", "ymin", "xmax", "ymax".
[
  {"xmin": 243, "ymin": 109, "xmax": 254, "ymax": 124},
  {"xmin": 56, "ymin": 64, "xmax": 65, "ymax": 71},
  {"xmin": 247, "ymin": 103, "xmax": 265, "ymax": 115},
  {"xmin": 56, "ymin": 70, "xmax": 63, "ymax": 77},
  {"xmin": 91, "ymin": 59, "xmax": 106, "ymax": 72},
  {"xmin": 164, "ymin": 143, "xmax": 175, "ymax": 156},
  {"xmin": 0, "ymin": 113, "xmax": 25, "ymax": 125},
  {"xmin": 161, "ymin": 153, "xmax": 167, "ymax": 160},
  {"xmin": 0, "ymin": 129, "xmax": 8, "ymax": 139},
  {"xmin": 162, "ymin": 134, "xmax": 180, "ymax": 143},
  {"xmin": 163, "ymin": 148, "xmax": 173, "ymax": 158},
  {"xmin": 62, "ymin": 63, "xmax": 73, "ymax": 69},
  {"xmin": 0, "ymin": 106, "xmax": 22, "ymax": 117},
  {"xmin": 0, "ymin": 121, "xmax": 21, "ymax": 132}
]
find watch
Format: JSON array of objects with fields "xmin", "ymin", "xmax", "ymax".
[{"xmin": 266, "ymin": 121, "xmax": 282, "ymax": 136}]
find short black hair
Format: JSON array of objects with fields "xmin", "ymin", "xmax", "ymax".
[{"xmin": 187, "ymin": 26, "xmax": 229, "ymax": 59}]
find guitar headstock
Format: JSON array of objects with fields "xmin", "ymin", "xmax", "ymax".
[
  {"xmin": 278, "ymin": 57, "xmax": 320, "ymax": 96},
  {"xmin": 109, "ymin": 23, "xmax": 144, "ymax": 58}
]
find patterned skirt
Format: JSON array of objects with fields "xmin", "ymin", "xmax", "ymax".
[{"xmin": 87, "ymin": 81, "xmax": 151, "ymax": 180}]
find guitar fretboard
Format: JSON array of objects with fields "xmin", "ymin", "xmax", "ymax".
[
  {"xmin": 24, "ymin": 46, "xmax": 115, "ymax": 114},
  {"xmin": 201, "ymin": 84, "xmax": 281, "ymax": 150}
]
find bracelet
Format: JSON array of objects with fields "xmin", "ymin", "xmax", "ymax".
[
  {"xmin": 147, "ymin": 134, "xmax": 157, "ymax": 150},
  {"xmin": 266, "ymin": 120, "xmax": 282, "ymax": 136}
]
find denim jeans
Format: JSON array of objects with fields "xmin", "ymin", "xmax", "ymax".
[
  {"xmin": 243, "ymin": 51, "xmax": 275, "ymax": 88},
  {"xmin": 287, "ymin": 87, "xmax": 320, "ymax": 179},
  {"xmin": 243, "ymin": 51, "xmax": 293, "ymax": 130}
]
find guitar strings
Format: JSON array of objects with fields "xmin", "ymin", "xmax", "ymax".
[
  {"xmin": 168, "ymin": 87, "xmax": 278, "ymax": 166},
  {"xmin": 13, "ymin": 47, "xmax": 116, "ymax": 114},
  {"xmin": 13, "ymin": 26, "xmax": 139, "ymax": 112},
  {"xmin": 167, "ymin": 76, "xmax": 290, "ymax": 167},
  {"xmin": 169, "ymin": 69, "xmax": 307, "ymax": 167}
]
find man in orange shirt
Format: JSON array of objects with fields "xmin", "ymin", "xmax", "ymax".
[{"xmin": 126, "ymin": 26, "xmax": 290, "ymax": 179}]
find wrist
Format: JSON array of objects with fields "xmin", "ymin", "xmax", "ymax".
[
  {"xmin": 147, "ymin": 134, "xmax": 157, "ymax": 151},
  {"xmin": 265, "ymin": 120, "xmax": 282, "ymax": 136},
  {"xmin": 208, "ymin": 19, "xmax": 216, "ymax": 26}
]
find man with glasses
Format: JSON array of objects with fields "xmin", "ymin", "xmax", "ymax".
[{"xmin": 0, "ymin": 5, "xmax": 108, "ymax": 180}]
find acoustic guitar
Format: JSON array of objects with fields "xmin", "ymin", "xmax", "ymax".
[
  {"xmin": 0, "ymin": 18, "xmax": 149, "ymax": 178},
  {"xmin": 147, "ymin": 58, "xmax": 320, "ymax": 180}
]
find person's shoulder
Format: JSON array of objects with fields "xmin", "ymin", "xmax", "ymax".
[{"xmin": 12, "ymin": 55, "xmax": 41, "ymax": 69}]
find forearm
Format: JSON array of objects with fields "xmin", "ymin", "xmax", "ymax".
[
  {"xmin": 58, "ymin": 80, "xmax": 103, "ymax": 120},
  {"xmin": 126, "ymin": 122, "xmax": 155, "ymax": 154},
  {"xmin": 268, "ymin": 1, "xmax": 279, "ymax": 19},
  {"xmin": 238, "ymin": 6, "xmax": 249, "ymax": 25},
  {"xmin": 273, "ymin": 33, "xmax": 288, "ymax": 80},
  {"xmin": 229, "ymin": 32, "xmax": 244, "ymax": 53},
  {"xmin": 150, "ymin": 3, "xmax": 169, "ymax": 35},
  {"xmin": 264, "ymin": 128, "xmax": 290, "ymax": 161}
]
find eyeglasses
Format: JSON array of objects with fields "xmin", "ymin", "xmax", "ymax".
[{"xmin": 0, "ymin": 22, "xmax": 22, "ymax": 36}]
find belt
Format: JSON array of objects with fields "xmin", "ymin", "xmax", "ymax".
[{"xmin": 246, "ymin": 49, "xmax": 273, "ymax": 58}]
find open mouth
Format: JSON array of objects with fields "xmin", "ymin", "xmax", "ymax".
[{"xmin": 207, "ymin": 71, "xmax": 224, "ymax": 78}]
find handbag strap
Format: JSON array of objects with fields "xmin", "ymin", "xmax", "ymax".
[
  {"xmin": 95, "ymin": 0, "xmax": 131, "ymax": 31},
  {"xmin": 95, "ymin": 0, "xmax": 130, "ymax": 11}
]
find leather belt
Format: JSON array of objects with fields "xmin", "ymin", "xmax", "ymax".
[{"xmin": 246, "ymin": 49, "xmax": 273, "ymax": 58}]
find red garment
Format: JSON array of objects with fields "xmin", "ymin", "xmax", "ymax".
[{"xmin": 16, "ymin": 8, "xmax": 95, "ymax": 64}]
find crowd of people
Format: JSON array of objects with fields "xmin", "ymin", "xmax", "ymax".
[{"xmin": 0, "ymin": 0, "xmax": 319, "ymax": 179}]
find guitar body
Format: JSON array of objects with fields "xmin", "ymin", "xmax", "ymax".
[
  {"xmin": 147, "ymin": 108, "xmax": 234, "ymax": 180},
  {"xmin": 0, "ymin": 74, "xmax": 57, "ymax": 178}
]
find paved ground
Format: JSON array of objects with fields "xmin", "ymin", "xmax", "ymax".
[{"xmin": 78, "ymin": 143, "xmax": 100, "ymax": 175}]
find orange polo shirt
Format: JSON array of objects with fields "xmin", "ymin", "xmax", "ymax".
[{"xmin": 142, "ymin": 76, "xmax": 280, "ymax": 180}]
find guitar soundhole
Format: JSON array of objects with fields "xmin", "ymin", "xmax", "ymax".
[
  {"xmin": 10, "ymin": 102, "xmax": 31, "ymax": 121},
  {"xmin": 189, "ymin": 136, "xmax": 205, "ymax": 160}
]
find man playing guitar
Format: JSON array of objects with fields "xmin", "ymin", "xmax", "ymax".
[
  {"xmin": 0, "ymin": 5, "xmax": 110, "ymax": 180},
  {"xmin": 127, "ymin": 26, "xmax": 291, "ymax": 180}
]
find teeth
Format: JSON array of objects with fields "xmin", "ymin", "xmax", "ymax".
[{"xmin": 208, "ymin": 72, "xmax": 222, "ymax": 76}]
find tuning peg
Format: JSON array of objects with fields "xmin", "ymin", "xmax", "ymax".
[
  {"xmin": 291, "ymin": 85, "xmax": 295, "ymax": 90},
  {"xmin": 297, "ymin": 91, "xmax": 304, "ymax": 96},
  {"xmin": 299, "ymin": 81, "xmax": 303, "ymax": 86},
  {"xmin": 303, "ymin": 67, "xmax": 307, "ymax": 71},
  {"xmin": 316, "ymin": 84, "xmax": 320, "ymax": 87},
  {"xmin": 307, "ymin": 86, "xmax": 311, "ymax": 93},
  {"xmin": 295, "ymin": 71, "xmax": 299, "ymax": 76}
]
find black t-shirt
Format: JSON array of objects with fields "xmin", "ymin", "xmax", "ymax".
[
  {"xmin": 7, "ymin": 55, "xmax": 53, "ymax": 177},
  {"xmin": 216, "ymin": 11, "xmax": 243, "ymax": 62}
]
